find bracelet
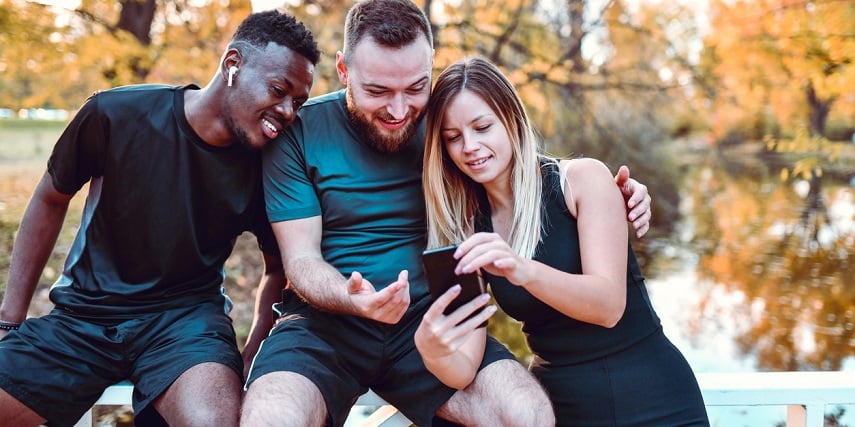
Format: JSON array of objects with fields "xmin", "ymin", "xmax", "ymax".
[{"xmin": 0, "ymin": 320, "xmax": 21, "ymax": 331}]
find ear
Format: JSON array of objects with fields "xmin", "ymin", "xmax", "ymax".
[
  {"xmin": 222, "ymin": 48, "xmax": 242, "ymax": 84},
  {"xmin": 335, "ymin": 51, "xmax": 348, "ymax": 86}
]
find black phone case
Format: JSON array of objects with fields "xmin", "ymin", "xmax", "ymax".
[{"xmin": 422, "ymin": 245, "xmax": 488, "ymax": 326}]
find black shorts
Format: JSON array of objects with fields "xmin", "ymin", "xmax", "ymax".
[
  {"xmin": 0, "ymin": 301, "xmax": 242, "ymax": 426},
  {"xmin": 246, "ymin": 293, "xmax": 515, "ymax": 427}
]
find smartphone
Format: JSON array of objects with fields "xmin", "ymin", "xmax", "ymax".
[{"xmin": 422, "ymin": 245, "xmax": 488, "ymax": 326}]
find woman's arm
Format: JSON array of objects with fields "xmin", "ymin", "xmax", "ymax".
[{"xmin": 456, "ymin": 158, "xmax": 628, "ymax": 327}]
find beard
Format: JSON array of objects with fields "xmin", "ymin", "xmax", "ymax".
[
  {"xmin": 346, "ymin": 86, "xmax": 422, "ymax": 153},
  {"xmin": 223, "ymin": 104, "xmax": 257, "ymax": 150}
]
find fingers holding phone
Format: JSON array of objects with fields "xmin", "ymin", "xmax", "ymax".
[
  {"xmin": 456, "ymin": 233, "xmax": 531, "ymax": 286},
  {"xmin": 423, "ymin": 245, "xmax": 490, "ymax": 327},
  {"xmin": 415, "ymin": 285, "xmax": 496, "ymax": 360}
]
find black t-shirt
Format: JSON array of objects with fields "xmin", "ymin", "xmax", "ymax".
[{"xmin": 47, "ymin": 84, "xmax": 276, "ymax": 316}]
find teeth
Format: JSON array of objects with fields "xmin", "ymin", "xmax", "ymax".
[
  {"xmin": 262, "ymin": 119, "xmax": 278, "ymax": 132},
  {"xmin": 471, "ymin": 158, "xmax": 488, "ymax": 166}
]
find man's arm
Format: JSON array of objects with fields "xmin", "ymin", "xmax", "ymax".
[
  {"xmin": 0, "ymin": 172, "xmax": 73, "ymax": 338},
  {"xmin": 614, "ymin": 165, "xmax": 652, "ymax": 238},
  {"xmin": 271, "ymin": 216, "xmax": 410, "ymax": 324},
  {"xmin": 241, "ymin": 251, "xmax": 285, "ymax": 377}
]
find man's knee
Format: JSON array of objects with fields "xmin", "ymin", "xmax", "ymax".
[
  {"xmin": 0, "ymin": 388, "xmax": 46, "ymax": 427},
  {"xmin": 441, "ymin": 359, "xmax": 554, "ymax": 425},
  {"xmin": 155, "ymin": 362, "xmax": 242, "ymax": 427},
  {"xmin": 241, "ymin": 371, "xmax": 326, "ymax": 427},
  {"xmin": 474, "ymin": 360, "xmax": 554, "ymax": 425}
]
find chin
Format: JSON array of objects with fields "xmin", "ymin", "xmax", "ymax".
[{"xmin": 237, "ymin": 135, "xmax": 266, "ymax": 151}]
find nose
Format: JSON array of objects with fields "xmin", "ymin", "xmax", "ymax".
[
  {"xmin": 462, "ymin": 133, "xmax": 480, "ymax": 153},
  {"xmin": 386, "ymin": 93, "xmax": 408, "ymax": 120},
  {"xmin": 276, "ymin": 98, "xmax": 296, "ymax": 123}
]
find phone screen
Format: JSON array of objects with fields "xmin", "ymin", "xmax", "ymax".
[{"xmin": 422, "ymin": 245, "xmax": 488, "ymax": 326}]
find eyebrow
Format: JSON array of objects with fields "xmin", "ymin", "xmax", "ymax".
[
  {"xmin": 362, "ymin": 76, "xmax": 430, "ymax": 91},
  {"xmin": 277, "ymin": 75, "xmax": 310, "ymax": 98}
]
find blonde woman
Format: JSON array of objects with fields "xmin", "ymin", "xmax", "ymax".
[{"xmin": 414, "ymin": 57, "xmax": 709, "ymax": 426}]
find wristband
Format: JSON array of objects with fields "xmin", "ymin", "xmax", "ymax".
[{"xmin": 0, "ymin": 321, "xmax": 21, "ymax": 331}]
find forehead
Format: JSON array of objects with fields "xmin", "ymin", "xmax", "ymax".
[
  {"xmin": 446, "ymin": 90, "xmax": 491, "ymax": 119},
  {"xmin": 348, "ymin": 36, "xmax": 432, "ymax": 86},
  {"xmin": 251, "ymin": 42, "xmax": 315, "ymax": 87}
]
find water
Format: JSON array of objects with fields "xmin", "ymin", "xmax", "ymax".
[{"xmin": 646, "ymin": 149, "xmax": 855, "ymax": 426}]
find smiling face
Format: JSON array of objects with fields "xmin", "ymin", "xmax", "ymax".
[
  {"xmin": 440, "ymin": 89, "xmax": 514, "ymax": 187},
  {"xmin": 224, "ymin": 42, "xmax": 315, "ymax": 150},
  {"xmin": 337, "ymin": 35, "xmax": 432, "ymax": 153}
]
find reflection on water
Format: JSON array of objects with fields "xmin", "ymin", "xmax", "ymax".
[{"xmin": 644, "ymin": 148, "xmax": 854, "ymax": 425}]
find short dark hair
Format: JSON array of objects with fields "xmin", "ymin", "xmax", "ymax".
[
  {"xmin": 343, "ymin": 0, "xmax": 433, "ymax": 63},
  {"xmin": 230, "ymin": 10, "xmax": 321, "ymax": 65}
]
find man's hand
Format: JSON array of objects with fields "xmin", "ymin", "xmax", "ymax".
[
  {"xmin": 347, "ymin": 270, "xmax": 410, "ymax": 324},
  {"xmin": 615, "ymin": 165, "xmax": 652, "ymax": 238}
]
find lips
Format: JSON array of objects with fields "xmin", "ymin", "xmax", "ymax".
[
  {"xmin": 377, "ymin": 114, "xmax": 408, "ymax": 131},
  {"xmin": 467, "ymin": 156, "xmax": 492, "ymax": 169},
  {"xmin": 261, "ymin": 117, "xmax": 280, "ymax": 139}
]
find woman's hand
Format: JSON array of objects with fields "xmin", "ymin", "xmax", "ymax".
[
  {"xmin": 414, "ymin": 285, "xmax": 495, "ymax": 389},
  {"xmin": 455, "ymin": 232, "xmax": 533, "ymax": 287},
  {"xmin": 415, "ymin": 285, "xmax": 494, "ymax": 359}
]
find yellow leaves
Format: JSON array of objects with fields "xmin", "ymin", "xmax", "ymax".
[
  {"xmin": 766, "ymin": 125, "xmax": 848, "ymax": 181},
  {"xmin": 706, "ymin": 0, "xmax": 855, "ymax": 141}
]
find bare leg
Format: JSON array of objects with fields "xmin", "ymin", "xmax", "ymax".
[
  {"xmin": 241, "ymin": 371, "xmax": 326, "ymax": 427},
  {"xmin": 153, "ymin": 362, "xmax": 242, "ymax": 427},
  {"xmin": 437, "ymin": 359, "xmax": 555, "ymax": 426},
  {"xmin": 0, "ymin": 388, "xmax": 46, "ymax": 427}
]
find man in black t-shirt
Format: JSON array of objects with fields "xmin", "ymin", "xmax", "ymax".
[{"xmin": 0, "ymin": 11, "xmax": 319, "ymax": 427}]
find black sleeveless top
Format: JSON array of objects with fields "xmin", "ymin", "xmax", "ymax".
[{"xmin": 476, "ymin": 160, "xmax": 661, "ymax": 365}]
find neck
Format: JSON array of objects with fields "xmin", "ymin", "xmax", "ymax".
[
  {"xmin": 184, "ymin": 83, "xmax": 233, "ymax": 148},
  {"xmin": 484, "ymin": 179, "xmax": 514, "ymax": 238}
]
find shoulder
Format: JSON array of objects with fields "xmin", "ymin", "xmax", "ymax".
[
  {"xmin": 560, "ymin": 157, "xmax": 618, "ymax": 207},
  {"xmin": 300, "ymin": 89, "xmax": 345, "ymax": 111},
  {"xmin": 560, "ymin": 157, "xmax": 612, "ymax": 181},
  {"xmin": 97, "ymin": 83, "xmax": 182, "ymax": 97},
  {"xmin": 289, "ymin": 90, "xmax": 346, "ymax": 135},
  {"xmin": 91, "ymin": 84, "xmax": 181, "ymax": 110}
]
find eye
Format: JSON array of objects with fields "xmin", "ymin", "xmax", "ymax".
[
  {"xmin": 443, "ymin": 133, "xmax": 461, "ymax": 143},
  {"xmin": 272, "ymin": 86, "xmax": 285, "ymax": 97},
  {"xmin": 407, "ymin": 84, "xmax": 427, "ymax": 95},
  {"xmin": 476, "ymin": 123, "xmax": 491, "ymax": 132},
  {"xmin": 292, "ymin": 99, "xmax": 305, "ymax": 110}
]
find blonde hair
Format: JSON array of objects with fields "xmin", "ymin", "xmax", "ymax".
[{"xmin": 423, "ymin": 57, "xmax": 545, "ymax": 259}]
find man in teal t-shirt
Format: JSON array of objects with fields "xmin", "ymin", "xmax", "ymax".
[{"xmin": 242, "ymin": 1, "xmax": 652, "ymax": 426}]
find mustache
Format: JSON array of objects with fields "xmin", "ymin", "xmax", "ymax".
[{"xmin": 375, "ymin": 110, "xmax": 411, "ymax": 123}]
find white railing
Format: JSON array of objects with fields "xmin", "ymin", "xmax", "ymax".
[
  {"xmin": 76, "ymin": 371, "xmax": 855, "ymax": 427},
  {"xmin": 697, "ymin": 371, "xmax": 855, "ymax": 427}
]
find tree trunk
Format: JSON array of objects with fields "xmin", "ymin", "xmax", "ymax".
[
  {"xmin": 565, "ymin": 0, "xmax": 586, "ymax": 74},
  {"xmin": 118, "ymin": 0, "xmax": 157, "ymax": 46},
  {"xmin": 115, "ymin": 0, "xmax": 157, "ymax": 82},
  {"xmin": 805, "ymin": 79, "xmax": 835, "ymax": 138}
]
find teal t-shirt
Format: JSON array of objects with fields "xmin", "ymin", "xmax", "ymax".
[{"xmin": 263, "ymin": 90, "xmax": 430, "ymax": 301}]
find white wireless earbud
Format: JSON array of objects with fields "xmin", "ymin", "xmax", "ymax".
[{"xmin": 227, "ymin": 66, "xmax": 238, "ymax": 87}]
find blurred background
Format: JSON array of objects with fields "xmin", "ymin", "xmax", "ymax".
[{"xmin": 0, "ymin": 0, "xmax": 853, "ymax": 425}]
